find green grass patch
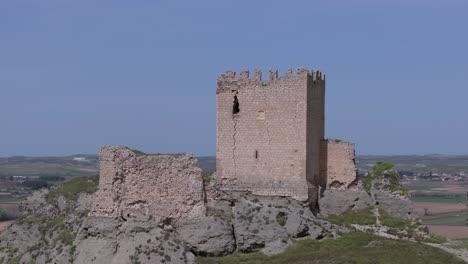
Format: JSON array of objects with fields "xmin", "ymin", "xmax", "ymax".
[
  {"xmin": 420, "ymin": 235, "xmax": 447, "ymax": 244},
  {"xmin": 423, "ymin": 214, "xmax": 466, "ymax": 226},
  {"xmin": 411, "ymin": 196, "xmax": 465, "ymax": 203},
  {"xmin": 450, "ymin": 238, "xmax": 468, "ymax": 250},
  {"xmin": 379, "ymin": 209, "xmax": 413, "ymax": 230},
  {"xmin": 46, "ymin": 176, "xmax": 99, "ymax": 205},
  {"xmin": 4, "ymin": 255, "xmax": 22, "ymax": 264},
  {"xmin": 276, "ymin": 212, "xmax": 288, "ymax": 226},
  {"xmin": 407, "ymin": 186, "xmax": 435, "ymax": 191},
  {"xmin": 0, "ymin": 197, "xmax": 23, "ymax": 203},
  {"xmin": 39, "ymin": 215, "xmax": 66, "ymax": 237},
  {"xmin": 55, "ymin": 229, "xmax": 76, "ymax": 246},
  {"xmin": 197, "ymin": 231, "xmax": 464, "ymax": 264},
  {"xmin": 323, "ymin": 207, "xmax": 376, "ymax": 226}
]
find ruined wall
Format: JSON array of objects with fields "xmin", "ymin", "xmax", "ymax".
[
  {"xmin": 91, "ymin": 146, "xmax": 205, "ymax": 220},
  {"xmin": 216, "ymin": 68, "xmax": 325, "ymax": 201},
  {"xmin": 320, "ymin": 140, "xmax": 358, "ymax": 190}
]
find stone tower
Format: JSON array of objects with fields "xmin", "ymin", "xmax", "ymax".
[{"xmin": 216, "ymin": 68, "xmax": 325, "ymax": 202}]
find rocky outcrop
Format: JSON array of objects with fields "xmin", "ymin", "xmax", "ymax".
[
  {"xmin": 0, "ymin": 182, "xmax": 95, "ymax": 264},
  {"xmin": 370, "ymin": 170, "xmax": 417, "ymax": 220},
  {"xmin": 74, "ymin": 217, "xmax": 193, "ymax": 264},
  {"xmin": 91, "ymin": 146, "xmax": 206, "ymax": 221},
  {"xmin": 0, "ymin": 146, "xmax": 421, "ymax": 263},
  {"xmin": 319, "ymin": 187, "xmax": 373, "ymax": 216},
  {"xmin": 176, "ymin": 216, "xmax": 235, "ymax": 256},
  {"xmin": 230, "ymin": 194, "xmax": 314, "ymax": 253},
  {"xmin": 319, "ymin": 169, "xmax": 417, "ymax": 221}
]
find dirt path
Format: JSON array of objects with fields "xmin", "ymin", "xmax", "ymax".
[
  {"xmin": 372, "ymin": 207, "xmax": 381, "ymax": 226},
  {"xmin": 426, "ymin": 242, "xmax": 468, "ymax": 263}
]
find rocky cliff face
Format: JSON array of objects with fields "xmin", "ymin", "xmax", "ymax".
[
  {"xmin": 0, "ymin": 181, "xmax": 348, "ymax": 264},
  {"xmin": 319, "ymin": 169, "xmax": 416, "ymax": 220}
]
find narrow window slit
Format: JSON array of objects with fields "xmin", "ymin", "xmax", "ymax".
[{"xmin": 233, "ymin": 94, "xmax": 240, "ymax": 115}]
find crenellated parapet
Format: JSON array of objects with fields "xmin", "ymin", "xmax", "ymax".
[{"xmin": 217, "ymin": 68, "xmax": 325, "ymax": 93}]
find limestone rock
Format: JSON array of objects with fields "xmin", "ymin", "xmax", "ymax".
[
  {"xmin": 319, "ymin": 189, "xmax": 373, "ymax": 217},
  {"xmin": 75, "ymin": 218, "xmax": 193, "ymax": 264},
  {"xmin": 373, "ymin": 191, "xmax": 416, "ymax": 220},
  {"xmin": 175, "ymin": 216, "xmax": 235, "ymax": 256},
  {"xmin": 370, "ymin": 170, "xmax": 417, "ymax": 220},
  {"xmin": 231, "ymin": 194, "xmax": 313, "ymax": 252}
]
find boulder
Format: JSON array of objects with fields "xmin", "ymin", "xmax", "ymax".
[
  {"xmin": 370, "ymin": 170, "xmax": 417, "ymax": 220},
  {"xmin": 75, "ymin": 218, "xmax": 193, "ymax": 264},
  {"xmin": 175, "ymin": 216, "xmax": 235, "ymax": 256},
  {"xmin": 231, "ymin": 194, "xmax": 313, "ymax": 253},
  {"xmin": 319, "ymin": 189, "xmax": 373, "ymax": 217}
]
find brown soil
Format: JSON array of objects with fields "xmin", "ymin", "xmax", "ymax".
[
  {"xmin": 414, "ymin": 202, "xmax": 466, "ymax": 216},
  {"xmin": 428, "ymin": 225, "xmax": 468, "ymax": 239},
  {"xmin": 0, "ymin": 202, "xmax": 19, "ymax": 210}
]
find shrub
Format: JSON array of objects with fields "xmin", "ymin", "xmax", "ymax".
[
  {"xmin": 39, "ymin": 176, "xmax": 65, "ymax": 182},
  {"xmin": 46, "ymin": 176, "xmax": 99, "ymax": 205},
  {"xmin": 203, "ymin": 174, "xmax": 216, "ymax": 183},
  {"xmin": 372, "ymin": 161, "xmax": 395, "ymax": 177},
  {"xmin": 276, "ymin": 212, "xmax": 288, "ymax": 226},
  {"xmin": 363, "ymin": 161, "xmax": 397, "ymax": 192},
  {"xmin": 22, "ymin": 179, "xmax": 49, "ymax": 190},
  {"xmin": 0, "ymin": 208, "xmax": 19, "ymax": 221},
  {"xmin": 55, "ymin": 229, "xmax": 76, "ymax": 246}
]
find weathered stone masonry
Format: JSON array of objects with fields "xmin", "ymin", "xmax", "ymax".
[
  {"xmin": 320, "ymin": 140, "xmax": 358, "ymax": 191},
  {"xmin": 216, "ymin": 68, "xmax": 326, "ymax": 202},
  {"xmin": 91, "ymin": 146, "xmax": 206, "ymax": 220}
]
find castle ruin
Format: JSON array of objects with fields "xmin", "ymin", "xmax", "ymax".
[
  {"xmin": 216, "ymin": 68, "xmax": 357, "ymax": 203},
  {"xmin": 91, "ymin": 68, "xmax": 358, "ymax": 220}
]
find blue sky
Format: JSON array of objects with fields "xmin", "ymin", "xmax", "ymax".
[{"xmin": 1, "ymin": 0, "xmax": 467, "ymax": 156}]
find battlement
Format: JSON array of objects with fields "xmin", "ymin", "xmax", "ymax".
[{"xmin": 217, "ymin": 68, "xmax": 325, "ymax": 88}]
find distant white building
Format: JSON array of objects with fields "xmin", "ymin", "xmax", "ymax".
[{"xmin": 73, "ymin": 157, "xmax": 87, "ymax": 162}]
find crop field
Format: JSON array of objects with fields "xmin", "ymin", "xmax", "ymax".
[
  {"xmin": 0, "ymin": 197, "xmax": 23, "ymax": 203},
  {"xmin": 407, "ymin": 181, "xmax": 467, "ymax": 238},
  {"xmin": 0, "ymin": 202, "xmax": 19, "ymax": 211},
  {"xmin": 412, "ymin": 196, "xmax": 466, "ymax": 203}
]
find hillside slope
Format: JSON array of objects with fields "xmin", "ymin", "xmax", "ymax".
[{"xmin": 0, "ymin": 175, "xmax": 466, "ymax": 263}]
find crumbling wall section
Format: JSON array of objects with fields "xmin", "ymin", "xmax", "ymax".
[
  {"xmin": 91, "ymin": 146, "xmax": 205, "ymax": 220},
  {"xmin": 320, "ymin": 140, "xmax": 358, "ymax": 190}
]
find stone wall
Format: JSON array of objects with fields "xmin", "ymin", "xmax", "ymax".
[
  {"xmin": 320, "ymin": 140, "xmax": 358, "ymax": 190},
  {"xmin": 216, "ymin": 68, "xmax": 325, "ymax": 201},
  {"xmin": 91, "ymin": 146, "xmax": 205, "ymax": 221}
]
